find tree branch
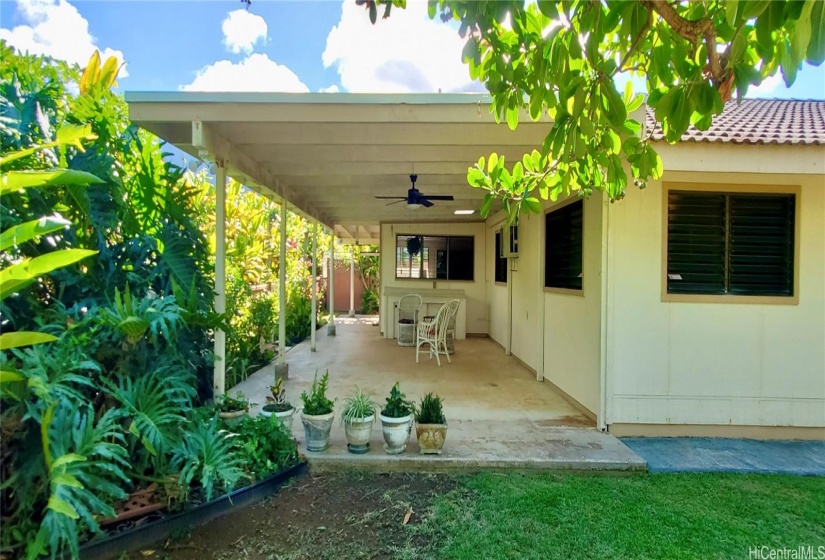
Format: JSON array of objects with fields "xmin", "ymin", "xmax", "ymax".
[{"xmin": 641, "ymin": 0, "xmax": 726, "ymax": 84}]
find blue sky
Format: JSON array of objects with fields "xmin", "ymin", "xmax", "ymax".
[{"xmin": 1, "ymin": 0, "xmax": 823, "ymax": 99}]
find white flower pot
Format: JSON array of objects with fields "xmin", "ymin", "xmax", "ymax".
[
  {"xmin": 344, "ymin": 414, "xmax": 375, "ymax": 454},
  {"xmin": 380, "ymin": 413, "xmax": 413, "ymax": 454},
  {"xmin": 260, "ymin": 406, "xmax": 296, "ymax": 432},
  {"xmin": 301, "ymin": 411, "xmax": 335, "ymax": 452},
  {"xmin": 219, "ymin": 410, "xmax": 247, "ymax": 429}
]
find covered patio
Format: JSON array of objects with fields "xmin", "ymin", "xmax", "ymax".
[{"xmin": 233, "ymin": 317, "xmax": 645, "ymax": 471}]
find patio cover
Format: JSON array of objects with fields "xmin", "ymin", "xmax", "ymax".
[{"xmin": 125, "ymin": 92, "xmax": 552, "ymax": 242}]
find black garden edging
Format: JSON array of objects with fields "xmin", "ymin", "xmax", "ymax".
[{"xmin": 79, "ymin": 461, "xmax": 307, "ymax": 560}]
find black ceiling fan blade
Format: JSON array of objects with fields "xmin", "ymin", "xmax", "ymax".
[
  {"xmin": 419, "ymin": 198, "xmax": 434, "ymax": 208},
  {"xmin": 386, "ymin": 199, "xmax": 406, "ymax": 206},
  {"xmin": 375, "ymin": 196, "xmax": 406, "ymax": 199},
  {"xmin": 422, "ymin": 195, "xmax": 454, "ymax": 201}
]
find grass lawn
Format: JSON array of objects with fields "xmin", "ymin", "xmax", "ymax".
[
  {"xmin": 414, "ymin": 473, "xmax": 825, "ymax": 560},
  {"xmin": 148, "ymin": 472, "xmax": 825, "ymax": 560}
]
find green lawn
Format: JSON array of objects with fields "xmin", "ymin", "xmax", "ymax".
[{"xmin": 409, "ymin": 473, "xmax": 825, "ymax": 560}]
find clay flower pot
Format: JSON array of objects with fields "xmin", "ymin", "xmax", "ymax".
[{"xmin": 415, "ymin": 422, "xmax": 447, "ymax": 455}]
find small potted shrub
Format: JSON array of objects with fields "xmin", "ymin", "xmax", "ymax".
[
  {"xmin": 415, "ymin": 393, "xmax": 447, "ymax": 455},
  {"xmin": 261, "ymin": 378, "xmax": 296, "ymax": 431},
  {"xmin": 340, "ymin": 387, "xmax": 376, "ymax": 454},
  {"xmin": 379, "ymin": 383, "xmax": 415, "ymax": 455},
  {"xmin": 300, "ymin": 370, "xmax": 335, "ymax": 452},
  {"xmin": 216, "ymin": 392, "xmax": 249, "ymax": 429}
]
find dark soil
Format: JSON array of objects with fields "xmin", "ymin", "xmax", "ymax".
[{"xmin": 128, "ymin": 472, "xmax": 459, "ymax": 560}]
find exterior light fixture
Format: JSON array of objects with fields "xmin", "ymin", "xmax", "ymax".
[{"xmin": 454, "ymin": 209, "xmax": 475, "ymax": 215}]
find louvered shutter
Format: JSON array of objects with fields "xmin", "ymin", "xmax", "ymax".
[
  {"xmin": 545, "ymin": 200, "xmax": 583, "ymax": 290},
  {"xmin": 667, "ymin": 192, "xmax": 727, "ymax": 294},
  {"xmin": 729, "ymin": 194, "xmax": 794, "ymax": 296}
]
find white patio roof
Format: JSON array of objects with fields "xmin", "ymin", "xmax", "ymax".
[{"xmin": 125, "ymin": 92, "xmax": 551, "ymax": 243}]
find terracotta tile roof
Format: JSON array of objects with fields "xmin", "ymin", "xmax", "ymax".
[{"xmin": 645, "ymin": 99, "xmax": 825, "ymax": 145}]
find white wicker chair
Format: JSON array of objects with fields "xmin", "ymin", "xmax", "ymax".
[
  {"xmin": 396, "ymin": 294, "xmax": 422, "ymax": 346},
  {"xmin": 415, "ymin": 299, "xmax": 460, "ymax": 366}
]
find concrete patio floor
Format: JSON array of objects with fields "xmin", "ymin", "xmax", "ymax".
[{"xmin": 232, "ymin": 316, "xmax": 646, "ymax": 472}]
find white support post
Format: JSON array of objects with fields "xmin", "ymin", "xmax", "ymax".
[
  {"xmin": 348, "ymin": 246, "xmax": 356, "ymax": 317},
  {"xmin": 275, "ymin": 197, "xmax": 289, "ymax": 379},
  {"xmin": 311, "ymin": 221, "xmax": 318, "ymax": 352},
  {"xmin": 327, "ymin": 232, "xmax": 336, "ymax": 336},
  {"xmin": 213, "ymin": 163, "xmax": 227, "ymax": 396}
]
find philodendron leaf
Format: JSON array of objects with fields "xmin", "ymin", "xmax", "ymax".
[
  {"xmin": 0, "ymin": 331, "xmax": 58, "ymax": 350},
  {"xmin": 0, "ymin": 215, "xmax": 71, "ymax": 252},
  {"xmin": 0, "ymin": 249, "xmax": 97, "ymax": 301},
  {"xmin": 1, "ymin": 169, "xmax": 104, "ymax": 196},
  {"xmin": 46, "ymin": 495, "xmax": 79, "ymax": 519}
]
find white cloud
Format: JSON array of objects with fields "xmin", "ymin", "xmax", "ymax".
[
  {"xmin": 0, "ymin": 0, "xmax": 127, "ymax": 77},
  {"xmin": 181, "ymin": 53, "xmax": 309, "ymax": 93},
  {"xmin": 222, "ymin": 9, "xmax": 268, "ymax": 54},
  {"xmin": 746, "ymin": 73, "xmax": 782, "ymax": 98},
  {"xmin": 319, "ymin": 85, "xmax": 340, "ymax": 93},
  {"xmin": 322, "ymin": 0, "xmax": 483, "ymax": 93}
]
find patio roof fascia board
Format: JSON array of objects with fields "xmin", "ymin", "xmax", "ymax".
[
  {"xmin": 191, "ymin": 120, "xmax": 335, "ymax": 230},
  {"xmin": 125, "ymin": 91, "xmax": 493, "ymax": 105}
]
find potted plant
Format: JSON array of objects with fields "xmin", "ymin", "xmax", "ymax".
[
  {"xmin": 415, "ymin": 393, "xmax": 447, "ymax": 455},
  {"xmin": 216, "ymin": 392, "xmax": 249, "ymax": 429},
  {"xmin": 300, "ymin": 370, "xmax": 335, "ymax": 452},
  {"xmin": 379, "ymin": 383, "xmax": 415, "ymax": 455},
  {"xmin": 261, "ymin": 378, "xmax": 296, "ymax": 431},
  {"xmin": 340, "ymin": 387, "xmax": 376, "ymax": 454}
]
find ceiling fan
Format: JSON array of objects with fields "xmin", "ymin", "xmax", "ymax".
[{"xmin": 375, "ymin": 174, "xmax": 454, "ymax": 210}]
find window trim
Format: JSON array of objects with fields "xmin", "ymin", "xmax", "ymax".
[
  {"xmin": 661, "ymin": 182, "xmax": 801, "ymax": 305},
  {"xmin": 543, "ymin": 197, "xmax": 586, "ymax": 297}
]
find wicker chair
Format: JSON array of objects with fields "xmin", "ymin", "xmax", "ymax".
[
  {"xmin": 396, "ymin": 294, "xmax": 422, "ymax": 346},
  {"xmin": 415, "ymin": 299, "xmax": 460, "ymax": 366}
]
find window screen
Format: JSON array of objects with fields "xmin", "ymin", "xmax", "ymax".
[{"xmin": 494, "ymin": 230, "xmax": 508, "ymax": 283}]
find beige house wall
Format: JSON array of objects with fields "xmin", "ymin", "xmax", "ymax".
[
  {"xmin": 484, "ymin": 195, "xmax": 604, "ymax": 417},
  {"xmin": 605, "ymin": 163, "xmax": 825, "ymax": 429}
]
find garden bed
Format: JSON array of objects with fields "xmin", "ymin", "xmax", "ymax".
[{"xmin": 80, "ymin": 462, "xmax": 307, "ymax": 560}]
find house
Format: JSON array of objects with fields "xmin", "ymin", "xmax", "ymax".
[{"xmin": 127, "ymin": 93, "xmax": 825, "ymax": 440}]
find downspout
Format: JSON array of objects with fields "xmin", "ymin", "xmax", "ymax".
[
  {"xmin": 598, "ymin": 194, "xmax": 610, "ymax": 431},
  {"xmin": 276, "ymin": 197, "xmax": 288, "ymax": 379}
]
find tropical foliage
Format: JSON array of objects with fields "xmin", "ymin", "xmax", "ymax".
[
  {"xmin": 191, "ymin": 176, "xmax": 331, "ymax": 387},
  {"xmin": 362, "ymin": 0, "xmax": 823, "ymax": 221},
  {"xmin": 0, "ymin": 44, "xmax": 300, "ymax": 559}
]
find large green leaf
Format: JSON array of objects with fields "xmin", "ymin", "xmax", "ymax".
[
  {"xmin": 0, "ymin": 168, "xmax": 104, "ymax": 196},
  {"xmin": 0, "ymin": 215, "xmax": 71, "ymax": 252},
  {"xmin": 0, "ymin": 331, "xmax": 58, "ymax": 350},
  {"xmin": 0, "ymin": 124, "xmax": 96, "ymax": 166},
  {"xmin": 0, "ymin": 248, "xmax": 97, "ymax": 301}
]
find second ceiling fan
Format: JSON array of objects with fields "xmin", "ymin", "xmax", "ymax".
[{"xmin": 375, "ymin": 174, "xmax": 454, "ymax": 209}]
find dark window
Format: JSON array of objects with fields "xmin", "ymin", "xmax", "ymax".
[
  {"xmin": 544, "ymin": 200, "xmax": 583, "ymax": 290},
  {"xmin": 667, "ymin": 191, "xmax": 795, "ymax": 296},
  {"xmin": 494, "ymin": 231, "xmax": 508, "ymax": 283},
  {"xmin": 395, "ymin": 235, "xmax": 474, "ymax": 280}
]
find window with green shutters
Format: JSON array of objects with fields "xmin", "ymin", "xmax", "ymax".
[
  {"xmin": 545, "ymin": 200, "xmax": 584, "ymax": 290},
  {"xmin": 666, "ymin": 191, "xmax": 795, "ymax": 296}
]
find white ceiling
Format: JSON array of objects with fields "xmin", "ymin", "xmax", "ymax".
[{"xmin": 126, "ymin": 92, "xmax": 552, "ymax": 244}]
